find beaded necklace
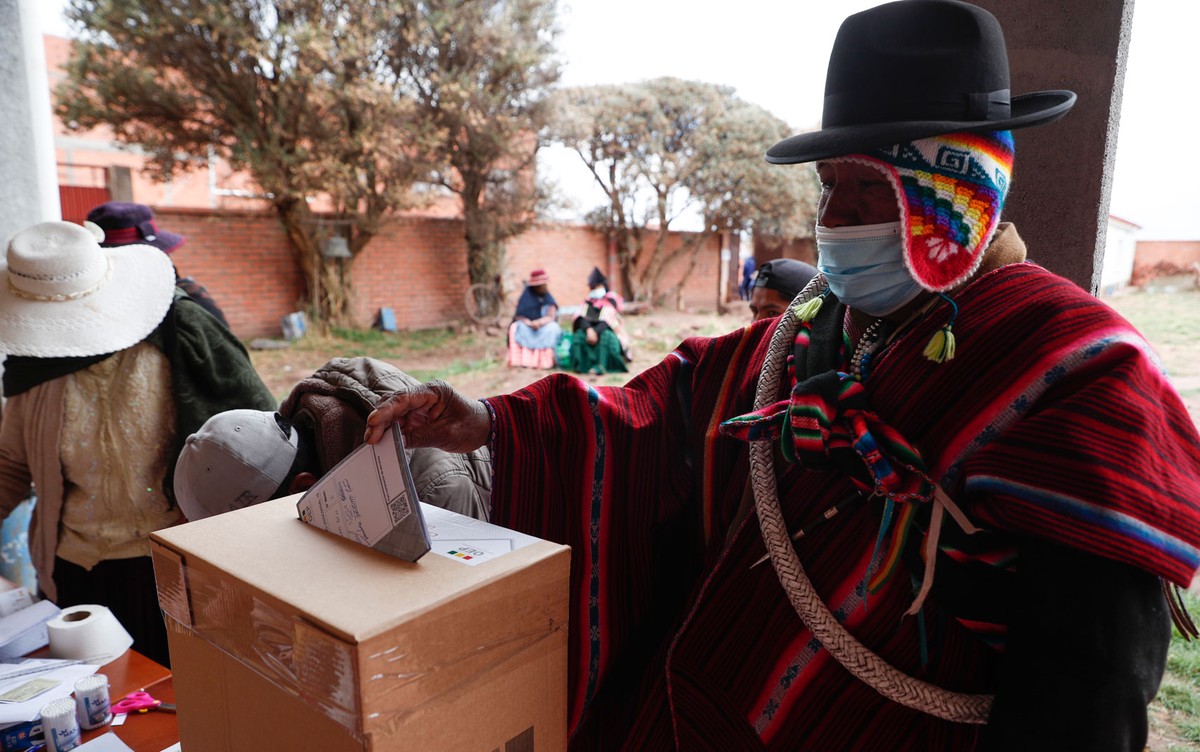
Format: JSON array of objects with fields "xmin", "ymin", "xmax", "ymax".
[{"xmin": 849, "ymin": 318, "xmax": 885, "ymax": 380}]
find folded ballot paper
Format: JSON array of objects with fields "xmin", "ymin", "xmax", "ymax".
[
  {"xmin": 296, "ymin": 425, "xmax": 431, "ymax": 561},
  {"xmin": 0, "ymin": 591, "xmax": 59, "ymax": 661}
]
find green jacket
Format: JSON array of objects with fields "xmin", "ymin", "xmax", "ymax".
[{"xmin": 147, "ymin": 291, "xmax": 277, "ymax": 502}]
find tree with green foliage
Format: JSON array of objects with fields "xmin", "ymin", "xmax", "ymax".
[
  {"xmin": 551, "ymin": 77, "xmax": 819, "ymax": 306},
  {"xmin": 57, "ymin": 0, "xmax": 439, "ymax": 329},
  {"xmin": 56, "ymin": 0, "xmax": 560, "ymax": 329},
  {"xmin": 387, "ymin": 0, "xmax": 561, "ymax": 299}
]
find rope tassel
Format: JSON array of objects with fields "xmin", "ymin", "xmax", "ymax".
[
  {"xmin": 906, "ymin": 485, "xmax": 981, "ymax": 617},
  {"xmin": 1163, "ymin": 579, "xmax": 1199, "ymax": 640},
  {"xmin": 792, "ymin": 293, "xmax": 825, "ymax": 323}
]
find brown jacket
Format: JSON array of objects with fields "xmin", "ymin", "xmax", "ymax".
[
  {"xmin": 279, "ymin": 357, "xmax": 492, "ymax": 520},
  {"xmin": 0, "ymin": 378, "xmax": 69, "ymax": 600}
]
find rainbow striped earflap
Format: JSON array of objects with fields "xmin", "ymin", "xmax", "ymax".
[{"xmin": 850, "ymin": 130, "xmax": 1014, "ymax": 293}]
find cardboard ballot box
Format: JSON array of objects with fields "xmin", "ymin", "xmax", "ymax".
[{"xmin": 150, "ymin": 496, "xmax": 570, "ymax": 751}]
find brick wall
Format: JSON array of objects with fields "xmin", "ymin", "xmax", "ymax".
[
  {"xmin": 350, "ymin": 215, "xmax": 474, "ymax": 331},
  {"xmin": 159, "ymin": 209, "xmax": 306, "ymax": 337},
  {"xmin": 153, "ymin": 208, "xmax": 722, "ymax": 339},
  {"xmin": 1132, "ymin": 240, "xmax": 1200, "ymax": 285},
  {"xmin": 507, "ymin": 223, "xmax": 609, "ymax": 308}
]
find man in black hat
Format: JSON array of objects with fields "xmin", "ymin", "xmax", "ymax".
[
  {"xmin": 363, "ymin": 2, "xmax": 1200, "ymax": 749},
  {"xmin": 87, "ymin": 201, "xmax": 230, "ymax": 327},
  {"xmin": 749, "ymin": 258, "xmax": 818, "ymax": 321}
]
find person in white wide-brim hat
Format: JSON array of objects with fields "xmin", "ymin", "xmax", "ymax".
[
  {"xmin": 0, "ymin": 221, "xmax": 176, "ymax": 357},
  {"xmin": 0, "ymin": 221, "xmax": 275, "ymax": 668}
]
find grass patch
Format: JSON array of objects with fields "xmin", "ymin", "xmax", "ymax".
[
  {"xmin": 279, "ymin": 326, "xmax": 474, "ymax": 359},
  {"xmin": 1167, "ymin": 628, "xmax": 1200, "ymax": 684},
  {"xmin": 1151, "ymin": 589, "xmax": 1200, "ymax": 747},
  {"xmin": 1108, "ymin": 289, "xmax": 1200, "ymax": 347},
  {"xmin": 1156, "ymin": 680, "xmax": 1199, "ymax": 713},
  {"xmin": 331, "ymin": 326, "xmax": 471, "ymax": 357},
  {"xmin": 407, "ymin": 354, "xmax": 500, "ymax": 383},
  {"xmin": 1181, "ymin": 720, "xmax": 1200, "ymax": 744}
]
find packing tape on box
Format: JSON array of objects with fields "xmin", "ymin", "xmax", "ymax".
[
  {"xmin": 157, "ymin": 553, "xmax": 363, "ymax": 736},
  {"xmin": 155, "ymin": 533, "xmax": 567, "ymax": 740},
  {"xmin": 46, "ymin": 604, "xmax": 134, "ymax": 664}
]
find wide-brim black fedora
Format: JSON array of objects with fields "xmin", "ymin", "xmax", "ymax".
[{"xmin": 766, "ymin": 0, "xmax": 1076, "ymax": 165}]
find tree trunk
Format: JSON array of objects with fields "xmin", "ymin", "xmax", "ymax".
[
  {"xmin": 462, "ymin": 178, "xmax": 504, "ymax": 288},
  {"xmin": 616, "ymin": 227, "xmax": 650, "ymax": 303},
  {"xmin": 276, "ymin": 198, "xmax": 357, "ymax": 332},
  {"xmin": 320, "ymin": 261, "xmax": 355, "ymax": 329}
]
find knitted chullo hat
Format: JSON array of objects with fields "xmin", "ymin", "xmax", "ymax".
[
  {"xmin": 791, "ymin": 129, "xmax": 1014, "ymax": 363},
  {"xmin": 837, "ymin": 129, "xmax": 1014, "ymax": 293}
]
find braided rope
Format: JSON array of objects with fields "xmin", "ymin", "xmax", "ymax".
[{"xmin": 750, "ymin": 275, "xmax": 993, "ymax": 724}]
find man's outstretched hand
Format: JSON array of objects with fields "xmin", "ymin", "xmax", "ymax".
[{"xmin": 364, "ymin": 380, "xmax": 491, "ymax": 453}]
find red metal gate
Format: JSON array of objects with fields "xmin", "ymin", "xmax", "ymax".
[
  {"xmin": 59, "ymin": 186, "xmax": 111, "ymax": 224},
  {"xmin": 57, "ymin": 164, "xmax": 111, "ymax": 224}
]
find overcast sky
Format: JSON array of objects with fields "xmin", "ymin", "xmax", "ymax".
[
  {"xmin": 548, "ymin": 0, "xmax": 1199, "ymax": 240},
  {"xmin": 40, "ymin": 1, "xmax": 1200, "ymax": 239}
]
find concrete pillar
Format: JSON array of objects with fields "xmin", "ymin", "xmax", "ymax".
[
  {"xmin": 975, "ymin": 0, "xmax": 1134, "ymax": 294},
  {"xmin": 0, "ymin": 0, "xmax": 61, "ymax": 247},
  {"xmin": 109, "ymin": 166, "xmax": 134, "ymax": 202}
]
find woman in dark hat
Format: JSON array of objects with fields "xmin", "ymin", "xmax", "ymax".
[
  {"xmin": 87, "ymin": 201, "xmax": 230, "ymax": 327},
  {"xmin": 567, "ymin": 267, "xmax": 631, "ymax": 374},
  {"xmin": 365, "ymin": 2, "xmax": 1199, "ymax": 748}
]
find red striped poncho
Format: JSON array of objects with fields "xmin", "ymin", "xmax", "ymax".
[{"xmin": 484, "ymin": 258, "xmax": 1200, "ymax": 750}]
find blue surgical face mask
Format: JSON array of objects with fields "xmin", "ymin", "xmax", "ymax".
[{"xmin": 816, "ymin": 221, "xmax": 925, "ymax": 317}]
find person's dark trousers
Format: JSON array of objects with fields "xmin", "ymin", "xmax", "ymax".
[{"xmin": 50, "ymin": 556, "xmax": 171, "ymax": 668}]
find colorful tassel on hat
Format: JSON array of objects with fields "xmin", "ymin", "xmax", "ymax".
[
  {"xmin": 923, "ymin": 294, "xmax": 958, "ymax": 363},
  {"xmin": 792, "ymin": 290, "xmax": 827, "ymax": 323}
]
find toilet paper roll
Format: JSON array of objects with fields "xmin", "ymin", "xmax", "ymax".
[{"xmin": 46, "ymin": 605, "xmax": 133, "ymax": 664}]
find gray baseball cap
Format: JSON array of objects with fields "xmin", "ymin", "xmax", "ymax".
[{"xmin": 174, "ymin": 409, "xmax": 299, "ymax": 521}]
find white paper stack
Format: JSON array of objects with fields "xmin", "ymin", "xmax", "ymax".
[{"xmin": 0, "ymin": 594, "xmax": 60, "ymax": 660}]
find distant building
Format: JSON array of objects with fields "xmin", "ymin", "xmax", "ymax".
[
  {"xmin": 1131, "ymin": 238, "xmax": 1200, "ymax": 287},
  {"xmin": 1100, "ymin": 214, "xmax": 1140, "ymax": 295},
  {"xmin": 45, "ymin": 35, "xmax": 269, "ymax": 222},
  {"xmin": 45, "ymin": 34, "xmax": 461, "ymax": 223}
]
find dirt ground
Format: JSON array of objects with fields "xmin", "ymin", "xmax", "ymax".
[{"xmin": 250, "ymin": 302, "xmax": 757, "ymax": 402}]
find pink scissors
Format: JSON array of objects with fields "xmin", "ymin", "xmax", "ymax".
[{"xmin": 111, "ymin": 690, "xmax": 176, "ymax": 714}]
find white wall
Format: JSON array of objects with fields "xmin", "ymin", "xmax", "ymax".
[
  {"xmin": 0, "ymin": 0, "xmax": 61, "ymax": 246},
  {"xmin": 1100, "ymin": 218, "xmax": 1139, "ymax": 295}
]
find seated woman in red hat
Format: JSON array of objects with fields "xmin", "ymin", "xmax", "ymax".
[{"xmin": 507, "ymin": 269, "xmax": 562, "ymax": 369}]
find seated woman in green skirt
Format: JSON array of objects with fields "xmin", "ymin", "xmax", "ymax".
[{"xmin": 568, "ymin": 268, "xmax": 630, "ymax": 375}]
